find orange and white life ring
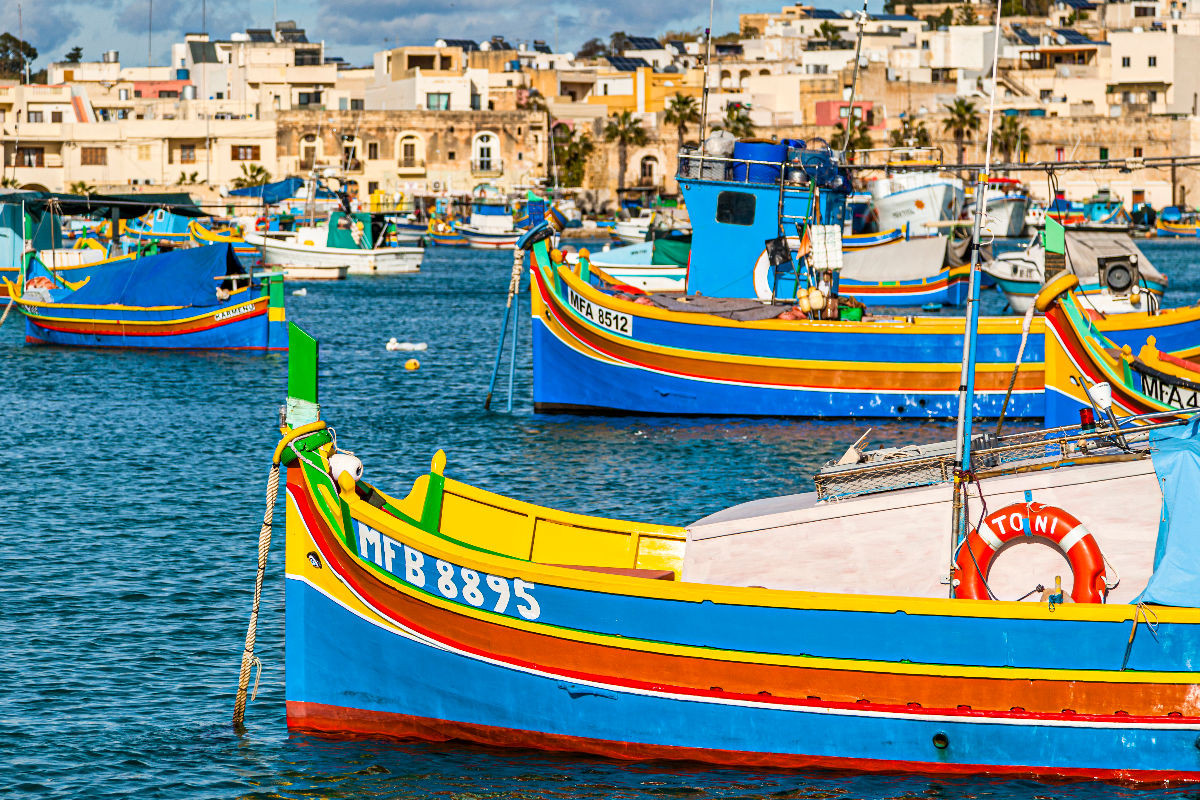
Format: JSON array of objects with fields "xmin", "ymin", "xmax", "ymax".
[{"xmin": 954, "ymin": 501, "xmax": 1108, "ymax": 603}]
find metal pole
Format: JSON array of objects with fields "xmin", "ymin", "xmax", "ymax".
[
  {"xmin": 506, "ymin": 274, "xmax": 520, "ymax": 412},
  {"xmin": 950, "ymin": 0, "xmax": 1006, "ymax": 593},
  {"xmin": 698, "ymin": 0, "xmax": 716, "ymax": 147},
  {"xmin": 840, "ymin": 0, "xmax": 869, "ymax": 163}
]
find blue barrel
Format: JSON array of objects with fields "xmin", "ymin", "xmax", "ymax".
[{"xmin": 731, "ymin": 140, "xmax": 787, "ymax": 184}]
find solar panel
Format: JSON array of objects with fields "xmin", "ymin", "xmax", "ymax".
[
  {"xmin": 441, "ymin": 39, "xmax": 479, "ymax": 51},
  {"xmin": 1054, "ymin": 27, "xmax": 1097, "ymax": 44},
  {"xmin": 625, "ymin": 36, "xmax": 662, "ymax": 51},
  {"xmin": 607, "ymin": 56, "xmax": 651, "ymax": 71},
  {"xmin": 1010, "ymin": 24, "xmax": 1038, "ymax": 45},
  {"xmin": 246, "ymin": 28, "xmax": 273, "ymax": 43},
  {"xmin": 805, "ymin": 9, "xmax": 844, "ymax": 19}
]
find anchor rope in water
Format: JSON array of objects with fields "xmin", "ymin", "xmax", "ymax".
[
  {"xmin": 233, "ymin": 459, "xmax": 280, "ymax": 728},
  {"xmin": 0, "ymin": 297, "xmax": 13, "ymax": 327}
]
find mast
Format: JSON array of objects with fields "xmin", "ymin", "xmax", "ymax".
[
  {"xmin": 949, "ymin": 0, "xmax": 1006, "ymax": 592},
  {"xmin": 697, "ymin": 0, "xmax": 716, "ymax": 147},
  {"xmin": 840, "ymin": 0, "xmax": 869, "ymax": 163}
]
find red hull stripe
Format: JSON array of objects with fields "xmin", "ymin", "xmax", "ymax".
[
  {"xmin": 285, "ymin": 701, "xmax": 1190, "ymax": 783},
  {"xmin": 27, "ymin": 303, "xmax": 267, "ymax": 338}
]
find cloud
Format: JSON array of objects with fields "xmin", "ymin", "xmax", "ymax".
[{"xmin": 0, "ymin": 0, "xmax": 84, "ymax": 58}]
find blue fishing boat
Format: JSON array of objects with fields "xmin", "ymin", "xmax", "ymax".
[{"xmin": 5, "ymin": 242, "xmax": 286, "ymax": 350}]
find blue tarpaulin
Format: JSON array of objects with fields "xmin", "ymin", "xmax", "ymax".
[
  {"xmin": 56, "ymin": 243, "xmax": 244, "ymax": 308},
  {"xmin": 1136, "ymin": 416, "xmax": 1200, "ymax": 607},
  {"xmin": 229, "ymin": 178, "xmax": 336, "ymax": 206}
]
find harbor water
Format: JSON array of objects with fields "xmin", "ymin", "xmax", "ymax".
[{"xmin": 4, "ymin": 240, "xmax": 1200, "ymax": 798}]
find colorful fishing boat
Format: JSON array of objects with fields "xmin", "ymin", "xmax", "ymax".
[
  {"xmin": 459, "ymin": 196, "xmax": 521, "ymax": 250},
  {"xmin": 969, "ymin": 176, "xmax": 1030, "ymax": 238},
  {"xmin": 1041, "ymin": 272, "xmax": 1200, "ymax": 425},
  {"xmin": 865, "ymin": 151, "xmax": 965, "ymax": 236},
  {"xmin": 244, "ymin": 211, "xmax": 422, "ymax": 279},
  {"xmin": 4, "ymin": 242, "xmax": 286, "ymax": 350},
  {"xmin": 189, "ymin": 220, "xmax": 261, "ymax": 264},
  {"xmin": 985, "ymin": 227, "xmax": 1166, "ymax": 313},
  {"xmin": 1047, "ymin": 189, "xmax": 1128, "ymax": 227},
  {"xmin": 1154, "ymin": 207, "xmax": 1200, "ymax": 238},
  {"xmin": 275, "ymin": 320, "xmax": 1200, "ymax": 781},
  {"xmin": 428, "ymin": 218, "xmax": 467, "ymax": 247}
]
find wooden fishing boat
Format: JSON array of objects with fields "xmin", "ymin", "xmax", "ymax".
[
  {"xmin": 244, "ymin": 211, "xmax": 422, "ymax": 279},
  {"xmin": 1155, "ymin": 212, "xmax": 1200, "ymax": 238},
  {"xmin": 530, "ymin": 232, "xmax": 1200, "ymax": 418},
  {"xmin": 277, "ymin": 321, "xmax": 1200, "ymax": 781},
  {"xmin": 4, "ymin": 242, "xmax": 286, "ymax": 349},
  {"xmin": 1041, "ymin": 272, "xmax": 1200, "ymax": 425},
  {"xmin": 189, "ymin": 220, "xmax": 261, "ymax": 264}
]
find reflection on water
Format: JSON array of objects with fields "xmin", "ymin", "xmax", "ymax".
[{"xmin": 2, "ymin": 240, "xmax": 1198, "ymax": 798}]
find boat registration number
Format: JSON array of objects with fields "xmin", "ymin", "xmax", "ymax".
[
  {"xmin": 1141, "ymin": 374, "xmax": 1200, "ymax": 409},
  {"xmin": 355, "ymin": 522, "xmax": 541, "ymax": 620},
  {"xmin": 566, "ymin": 285, "xmax": 632, "ymax": 335},
  {"xmin": 214, "ymin": 302, "xmax": 256, "ymax": 321}
]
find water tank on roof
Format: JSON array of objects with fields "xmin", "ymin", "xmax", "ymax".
[
  {"xmin": 231, "ymin": 32, "xmax": 251, "ymax": 41},
  {"xmin": 183, "ymin": 85, "xmax": 197, "ymax": 100},
  {"xmin": 103, "ymin": 50, "xmax": 119, "ymax": 63},
  {"xmin": 176, "ymin": 68, "xmax": 190, "ymax": 80}
]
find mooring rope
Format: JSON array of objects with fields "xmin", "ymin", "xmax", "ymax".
[
  {"xmin": 233, "ymin": 460, "xmax": 281, "ymax": 729},
  {"xmin": 0, "ymin": 297, "xmax": 13, "ymax": 327}
]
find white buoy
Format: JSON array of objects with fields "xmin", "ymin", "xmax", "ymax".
[
  {"xmin": 328, "ymin": 452, "xmax": 364, "ymax": 483},
  {"xmin": 386, "ymin": 338, "xmax": 427, "ymax": 352},
  {"xmin": 386, "ymin": 337, "xmax": 402, "ymax": 351},
  {"xmin": 292, "ymin": 288, "xmax": 308, "ymax": 297}
]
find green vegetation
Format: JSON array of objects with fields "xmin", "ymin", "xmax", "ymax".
[{"xmin": 604, "ymin": 111, "xmax": 648, "ymax": 192}]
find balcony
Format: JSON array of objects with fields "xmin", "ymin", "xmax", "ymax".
[
  {"xmin": 470, "ymin": 158, "xmax": 504, "ymax": 177},
  {"xmin": 397, "ymin": 157, "xmax": 425, "ymax": 175}
]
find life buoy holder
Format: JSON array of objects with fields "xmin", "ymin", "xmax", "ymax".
[
  {"xmin": 255, "ymin": 217, "xmax": 268, "ymax": 232},
  {"xmin": 954, "ymin": 501, "xmax": 1108, "ymax": 603}
]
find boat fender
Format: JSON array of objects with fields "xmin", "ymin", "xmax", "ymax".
[
  {"xmin": 328, "ymin": 452, "xmax": 363, "ymax": 484},
  {"xmin": 255, "ymin": 217, "xmax": 267, "ymax": 232},
  {"xmin": 1034, "ymin": 273, "xmax": 1080, "ymax": 312},
  {"xmin": 955, "ymin": 501, "xmax": 1107, "ymax": 603},
  {"xmin": 404, "ymin": 358, "xmax": 420, "ymax": 370}
]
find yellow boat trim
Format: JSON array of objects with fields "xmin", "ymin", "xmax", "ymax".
[{"xmin": 16, "ymin": 286, "xmax": 257, "ymax": 314}]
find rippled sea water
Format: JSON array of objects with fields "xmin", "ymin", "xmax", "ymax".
[{"xmin": 3, "ymin": 239, "xmax": 1200, "ymax": 799}]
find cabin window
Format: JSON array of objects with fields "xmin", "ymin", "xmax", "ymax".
[{"xmin": 715, "ymin": 191, "xmax": 755, "ymax": 226}]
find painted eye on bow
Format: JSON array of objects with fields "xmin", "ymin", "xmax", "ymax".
[{"xmin": 307, "ymin": 552, "xmax": 322, "ymax": 569}]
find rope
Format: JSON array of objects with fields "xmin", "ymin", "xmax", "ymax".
[
  {"xmin": 994, "ymin": 301, "xmax": 1036, "ymax": 435},
  {"xmin": 233, "ymin": 460, "xmax": 280, "ymax": 729},
  {"xmin": 1121, "ymin": 602, "xmax": 1160, "ymax": 671},
  {"xmin": 0, "ymin": 297, "xmax": 13, "ymax": 327}
]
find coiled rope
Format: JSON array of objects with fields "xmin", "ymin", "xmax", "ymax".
[{"xmin": 233, "ymin": 460, "xmax": 280, "ymax": 729}]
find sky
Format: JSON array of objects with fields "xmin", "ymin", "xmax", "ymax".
[{"xmin": 3, "ymin": 0, "xmax": 881, "ymax": 70}]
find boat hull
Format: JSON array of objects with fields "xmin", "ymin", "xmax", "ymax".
[
  {"xmin": 870, "ymin": 180, "xmax": 964, "ymax": 236},
  {"xmin": 981, "ymin": 195, "xmax": 1030, "ymax": 238},
  {"xmin": 459, "ymin": 225, "xmax": 520, "ymax": 250}
]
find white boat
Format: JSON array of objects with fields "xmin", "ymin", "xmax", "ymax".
[
  {"xmin": 574, "ymin": 240, "xmax": 686, "ymax": 292},
  {"xmin": 1024, "ymin": 202, "xmax": 1046, "ymax": 230},
  {"xmin": 460, "ymin": 196, "xmax": 520, "ymax": 249},
  {"xmin": 612, "ymin": 208, "xmax": 656, "ymax": 244},
  {"xmin": 970, "ymin": 177, "xmax": 1030, "ymax": 238},
  {"xmin": 869, "ymin": 171, "xmax": 965, "ymax": 235},
  {"xmin": 244, "ymin": 211, "xmax": 423, "ymax": 279}
]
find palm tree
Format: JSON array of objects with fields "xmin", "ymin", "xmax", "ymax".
[
  {"xmin": 831, "ymin": 119, "xmax": 873, "ymax": 157},
  {"xmin": 716, "ymin": 102, "xmax": 755, "ymax": 139},
  {"xmin": 554, "ymin": 127, "xmax": 596, "ymax": 187},
  {"xmin": 522, "ymin": 90, "xmax": 555, "ymax": 185},
  {"xmin": 664, "ymin": 93, "xmax": 701, "ymax": 152},
  {"xmin": 231, "ymin": 163, "xmax": 272, "ymax": 188},
  {"xmin": 889, "ymin": 118, "xmax": 932, "ymax": 147},
  {"xmin": 993, "ymin": 115, "xmax": 1029, "ymax": 164},
  {"xmin": 603, "ymin": 111, "xmax": 648, "ymax": 192},
  {"xmin": 68, "ymin": 180, "xmax": 96, "ymax": 195},
  {"xmin": 942, "ymin": 98, "xmax": 981, "ymax": 165}
]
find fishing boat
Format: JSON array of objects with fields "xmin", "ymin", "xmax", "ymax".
[
  {"xmin": 984, "ymin": 227, "xmax": 1166, "ymax": 313},
  {"xmin": 4, "ymin": 242, "xmax": 286, "ymax": 349},
  {"xmin": 969, "ymin": 176, "xmax": 1030, "ymax": 238},
  {"xmin": 1048, "ymin": 189, "xmax": 1128, "ymax": 227},
  {"xmin": 866, "ymin": 150, "xmax": 965, "ymax": 236},
  {"xmin": 1154, "ymin": 207, "xmax": 1200, "ymax": 238},
  {"xmin": 189, "ymin": 220, "xmax": 261, "ymax": 264},
  {"xmin": 458, "ymin": 196, "xmax": 521, "ymax": 250},
  {"xmin": 244, "ymin": 211, "xmax": 422, "ymax": 279},
  {"xmin": 428, "ymin": 218, "xmax": 468, "ymax": 247},
  {"xmin": 275, "ymin": 317, "xmax": 1200, "ymax": 781},
  {"xmin": 1041, "ymin": 272, "xmax": 1200, "ymax": 425},
  {"xmin": 612, "ymin": 207, "xmax": 659, "ymax": 244},
  {"xmin": 577, "ymin": 233, "xmax": 691, "ymax": 292}
]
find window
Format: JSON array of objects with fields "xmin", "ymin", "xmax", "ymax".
[
  {"xmin": 51, "ymin": 111, "xmax": 62, "ymax": 123},
  {"xmin": 297, "ymin": 91, "xmax": 322, "ymax": 107},
  {"xmin": 472, "ymin": 133, "xmax": 496, "ymax": 171},
  {"xmin": 367, "ymin": 141, "xmax": 379, "ymax": 160},
  {"xmin": 470, "ymin": 93, "xmax": 481, "ymax": 110},
  {"xmin": 368, "ymin": 181, "xmax": 379, "ymax": 194},
  {"xmin": 448, "ymin": 150, "xmax": 456, "ymax": 161},
  {"xmin": 18, "ymin": 147, "xmax": 44, "ymax": 167},
  {"xmin": 1099, "ymin": 147, "xmax": 1109, "ymax": 160},
  {"xmin": 231, "ymin": 145, "xmax": 261, "ymax": 160},
  {"xmin": 1039, "ymin": 89, "xmax": 1052, "ymax": 101},
  {"xmin": 138, "ymin": 145, "xmax": 152, "ymax": 161},
  {"xmin": 1132, "ymin": 189, "xmax": 1146, "ymax": 205},
  {"xmin": 640, "ymin": 155, "xmax": 658, "ymax": 181},
  {"xmin": 180, "ymin": 144, "xmax": 196, "ymax": 164},
  {"xmin": 80, "ymin": 147, "xmax": 107, "ymax": 166},
  {"xmin": 715, "ymin": 191, "xmax": 755, "ymax": 226},
  {"xmin": 427, "ymin": 92, "xmax": 450, "ymax": 110},
  {"xmin": 1055, "ymin": 147, "xmax": 1064, "ymax": 161},
  {"xmin": 350, "ymin": 99, "xmax": 364, "ymax": 110},
  {"xmin": 1134, "ymin": 146, "xmax": 1144, "ymax": 157},
  {"xmin": 1121, "ymin": 56, "xmax": 1131, "ymax": 67},
  {"xmin": 1149, "ymin": 56, "xmax": 1158, "ymax": 67},
  {"xmin": 400, "ymin": 136, "xmax": 419, "ymax": 166},
  {"xmin": 27, "ymin": 110, "xmax": 43, "ymax": 123},
  {"xmin": 1149, "ymin": 89, "xmax": 1158, "ymax": 103}
]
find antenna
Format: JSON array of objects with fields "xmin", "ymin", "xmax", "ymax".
[
  {"xmin": 949, "ymin": 0, "xmax": 1007, "ymax": 593},
  {"xmin": 697, "ymin": 0, "xmax": 716, "ymax": 147},
  {"xmin": 147, "ymin": 0, "xmax": 153, "ymax": 66}
]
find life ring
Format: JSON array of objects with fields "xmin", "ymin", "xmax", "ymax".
[
  {"xmin": 255, "ymin": 216, "xmax": 268, "ymax": 232},
  {"xmin": 955, "ymin": 501, "xmax": 1107, "ymax": 603}
]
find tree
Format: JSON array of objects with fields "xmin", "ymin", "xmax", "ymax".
[
  {"xmin": 993, "ymin": 115, "xmax": 1030, "ymax": 164},
  {"xmin": 69, "ymin": 180, "xmax": 96, "ymax": 195},
  {"xmin": 924, "ymin": 8, "xmax": 954, "ymax": 28},
  {"xmin": 603, "ymin": 110, "xmax": 647, "ymax": 192},
  {"xmin": 609, "ymin": 31, "xmax": 630, "ymax": 55},
  {"xmin": 716, "ymin": 102, "xmax": 755, "ymax": 139},
  {"xmin": 817, "ymin": 21, "xmax": 844, "ymax": 45},
  {"xmin": 64, "ymin": 46, "xmax": 83, "ymax": 63},
  {"xmin": 831, "ymin": 119, "xmax": 873, "ymax": 156},
  {"xmin": 890, "ymin": 117, "xmax": 932, "ymax": 147},
  {"xmin": 554, "ymin": 127, "xmax": 596, "ymax": 187},
  {"xmin": 0, "ymin": 176, "xmax": 18, "ymax": 188},
  {"xmin": 231, "ymin": 163, "xmax": 271, "ymax": 188},
  {"xmin": 576, "ymin": 38, "xmax": 609, "ymax": 59},
  {"xmin": 942, "ymin": 98, "xmax": 981, "ymax": 165},
  {"xmin": 955, "ymin": 3, "xmax": 979, "ymax": 24},
  {"xmin": 664, "ymin": 93, "xmax": 700, "ymax": 153},
  {"xmin": 177, "ymin": 170, "xmax": 200, "ymax": 185},
  {"xmin": 0, "ymin": 33, "xmax": 37, "ymax": 79}
]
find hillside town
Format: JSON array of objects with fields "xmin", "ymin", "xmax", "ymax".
[{"xmin": 0, "ymin": 1, "xmax": 1198, "ymax": 210}]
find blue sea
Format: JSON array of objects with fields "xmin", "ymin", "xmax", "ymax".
[{"xmin": 3, "ymin": 239, "xmax": 1200, "ymax": 799}]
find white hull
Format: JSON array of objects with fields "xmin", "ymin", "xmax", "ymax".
[
  {"xmin": 613, "ymin": 220, "xmax": 649, "ymax": 244},
  {"xmin": 244, "ymin": 232, "xmax": 421, "ymax": 279},
  {"xmin": 980, "ymin": 195, "xmax": 1031, "ymax": 238},
  {"xmin": 458, "ymin": 224, "xmax": 519, "ymax": 250},
  {"xmin": 869, "ymin": 177, "xmax": 964, "ymax": 235}
]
